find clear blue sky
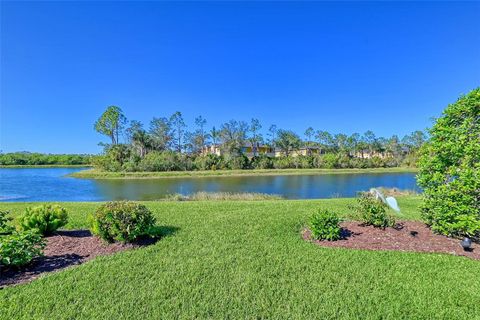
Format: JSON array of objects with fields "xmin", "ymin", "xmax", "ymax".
[{"xmin": 1, "ymin": 1, "xmax": 479, "ymax": 154}]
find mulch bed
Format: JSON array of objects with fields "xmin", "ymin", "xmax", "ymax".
[
  {"xmin": 1, "ymin": 230, "xmax": 156, "ymax": 288},
  {"xmin": 304, "ymin": 221, "xmax": 480, "ymax": 260}
]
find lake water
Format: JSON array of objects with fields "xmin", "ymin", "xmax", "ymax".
[{"xmin": 0, "ymin": 167, "xmax": 420, "ymax": 202}]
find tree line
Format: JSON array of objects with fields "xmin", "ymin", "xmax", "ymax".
[
  {"xmin": 92, "ymin": 106, "xmax": 428, "ymax": 172},
  {"xmin": 0, "ymin": 152, "xmax": 92, "ymax": 166}
]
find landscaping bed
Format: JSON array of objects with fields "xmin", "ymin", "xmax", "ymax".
[
  {"xmin": 2, "ymin": 199, "xmax": 480, "ymax": 320},
  {"xmin": 304, "ymin": 221, "xmax": 479, "ymax": 260},
  {"xmin": 1, "ymin": 230, "xmax": 154, "ymax": 287}
]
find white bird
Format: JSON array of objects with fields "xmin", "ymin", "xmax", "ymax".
[
  {"xmin": 369, "ymin": 188, "xmax": 401, "ymax": 212},
  {"xmin": 385, "ymin": 196, "xmax": 400, "ymax": 212}
]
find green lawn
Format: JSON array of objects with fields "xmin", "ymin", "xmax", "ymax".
[
  {"xmin": 70, "ymin": 167, "xmax": 417, "ymax": 179},
  {"xmin": 1, "ymin": 197, "xmax": 479, "ymax": 319}
]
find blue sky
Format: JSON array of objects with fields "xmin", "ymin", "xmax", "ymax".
[{"xmin": 1, "ymin": 1, "xmax": 479, "ymax": 154}]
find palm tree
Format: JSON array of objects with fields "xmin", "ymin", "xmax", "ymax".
[{"xmin": 132, "ymin": 130, "xmax": 152, "ymax": 158}]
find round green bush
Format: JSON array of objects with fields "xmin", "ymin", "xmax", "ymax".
[
  {"xmin": 89, "ymin": 201, "xmax": 156, "ymax": 243},
  {"xmin": 417, "ymin": 88, "xmax": 480, "ymax": 238},
  {"xmin": 309, "ymin": 209, "xmax": 342, "ymax": 241},
  {"xmin": 0, "ymin": 230, "xmax": 46, "ymax": 267},
  {"xmin": 354, "ymin": 193, "xmax": 395, "ymax": 228},
  {"xmin": 18, "ymin": 204, "xmax": 68, "ymax": 235}
]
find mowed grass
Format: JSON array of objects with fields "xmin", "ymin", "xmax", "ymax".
[{"xmin": 1, "ymin": 197, "xmax": 479, "ymax": 319}]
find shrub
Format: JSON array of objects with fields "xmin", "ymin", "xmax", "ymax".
[
  {"xmin": 0, "ymin": 230, "xmax": 45, "ymax": 267},
  {"xmin": 320, "ymin": 153, "xmax": 338, "ymax": 169},
  {"xmin": 18, "ymin": 205, "xmax": 68, "ymax": 235},
  {"xmin": 354, "ymin": 193, "xmax": 395, "ymax": 228},
  {"xmin": 89, "ymin": 201, "xmax": 156, "ymax": 243},
  {"xmin": 417, "ymin": 88, "xmax": 480, "ymax": 239},
  {"xmin": 272, "ymin": 156, "xmax": 294, "ymax": 169},
  {"xmin": 293, "ymin": 155, "xmax": 312, "ymax": 169},
  {"xmin": 194, "ymin": 154, "xmax": 219, "ymax": 170},
  {"xmin": 224, "ymin": 154, "xmax": 249, "ymax": 170},
  {"xmin": 0, "ymin": 210, "xmax": 14, "ymax": 234},
  {"xmin": 250, "ymin": 154, "xmax": 274, "ymax": 169},
  {"xmin": 139, "ymin": 151, "xmax": 180, "ymax": 171},
  {"xmin": 309, "ymin": 209, "xmax": 342, "ymax": 241}
]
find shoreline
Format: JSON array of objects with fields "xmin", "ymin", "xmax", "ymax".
[{"xmin": 69, "ymin": 167, "xmax": 418, "ymax": 179}]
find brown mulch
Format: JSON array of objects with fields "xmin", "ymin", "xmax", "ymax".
[
  {"xmin": 0, "ymin": 230, "xmax": 157, "ymax": 288},
  {"xmin": 304, "ymin": 221, "xmax": 480, "ymax": 260}
]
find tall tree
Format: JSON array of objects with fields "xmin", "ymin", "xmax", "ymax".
[
  {"xmin": 386, "ymin": 135, "xmax": 402, "ymax": 157},
  {"xmin": 210, "ymin": 126, "xmax": 219, "ymax": 147},
  {"xmin": 249, "ymin": 118, "xmax": 263, "ymax": 156},
  {"xmin": 219, "ymin": 120, "xmax": 248, "ymax": 155},
  {"xmin": 187, "ymin": 116, "xmax": 209, "ymax": 154},
  {"xmin": 194, "ymin": 116, "xmax": 208, "ymax": 149},
  {"xmin": 315, "ymin": 130, "xmax": 334, "ymax": 153},
  {"xmin": 362, "ymin": 130, "xmax": 377, "ymax": 154},
  {"xmin": 402, "ymin": 130, "xmax": 428, "ymax": 154},
  {"xmin": 276, "ymin": 130, "xmax": 301, "ymax": 156},
  {"xmin": 149, "ymin": 117, "xmax": 172, "ymax": 151},
  {"xmin": 94, "ymin": 106, "xmax": 127, "ymax": 145},
  {"xmin": 268, "ymin": 125, "xmax": 278, "ymax": 149},
  {"xmin": 304, "ymin": 127, "xmax": 314, "ymax": 146},
  {"xmin": 334, "ymin": 133, "xmax": 349, "ymax": 154},
  {"xmin": 347, "ymin": 133, "xmax": 360, "ymax": 156},
  {"xmin": 169, "ymin": 111, "xmax": 186, "ymax": 153},
  {"xmin": 125, "ymin": 120, "xmax": 143, "ymax": 143}
]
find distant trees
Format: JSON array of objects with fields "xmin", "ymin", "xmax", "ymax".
[
  {"xmin": 0, "ymin": 152, "xmax": 92, "ymax": 166},
  {"xmin": 91, "ymin": 105, "xmax": 429, "ymax": 172}
]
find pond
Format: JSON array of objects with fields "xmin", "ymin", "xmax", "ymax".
[{"xmin": 0, "ymin": 167, "xmax": 420, "ymax": 202}]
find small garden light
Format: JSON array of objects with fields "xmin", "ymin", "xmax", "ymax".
[{"xmin": 460, "ymin": 237, "xmax": 472, "ymax": 251}]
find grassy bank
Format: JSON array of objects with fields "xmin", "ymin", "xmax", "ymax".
[
  {"xmin": 70, "ymin": 167, "xmax": 418, "ymax": 179},
  {"xmin": 1, "ymin": 197, "xmax": 479, "ymax": 319},
  {"xmin": 163, "ymin": 191, "xmax": 283, "ymax": 201}
]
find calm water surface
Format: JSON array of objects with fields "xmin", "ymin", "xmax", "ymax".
[{"xmin": 0, "ymin": 167, "xmax": 420, "ymax": 202}]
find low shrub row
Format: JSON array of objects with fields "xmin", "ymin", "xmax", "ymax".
[{"xmin": 0, "ymin": 202, "xmax": 157, "ymax": 268}]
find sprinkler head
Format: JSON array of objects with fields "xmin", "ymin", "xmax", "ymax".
[{"xmin": 460, "ymin": 237, "xmax": 472, "ymax": 251}]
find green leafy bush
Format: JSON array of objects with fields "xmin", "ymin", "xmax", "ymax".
[
  {"xmin": 18, "ymin": 205, "xmax": 68, "ymax": 235},
  {"xmin": 0, "ymin": 210, "xmax": 14, "ymax": 234},
  {"xmin": 309, "ymin": 210, "xmax": 342, "ymax": 241},
  {"xmin": 250, "ymin": 154, "xmax": 274, "ymax": 169},
  {"xmin": 417, "ymin": 88, "xmax": 480, "ymax": 239},
  {"xmin": 354, "ymin": 193, "xmax": 395, "ymax": 228},
  {"xmin": 0, "ymin": 231, "xmax": 45, "ymax": 267},
  {"xmin": 89, "ymin": 201, "xmax": 156, "ymax": 243}
]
